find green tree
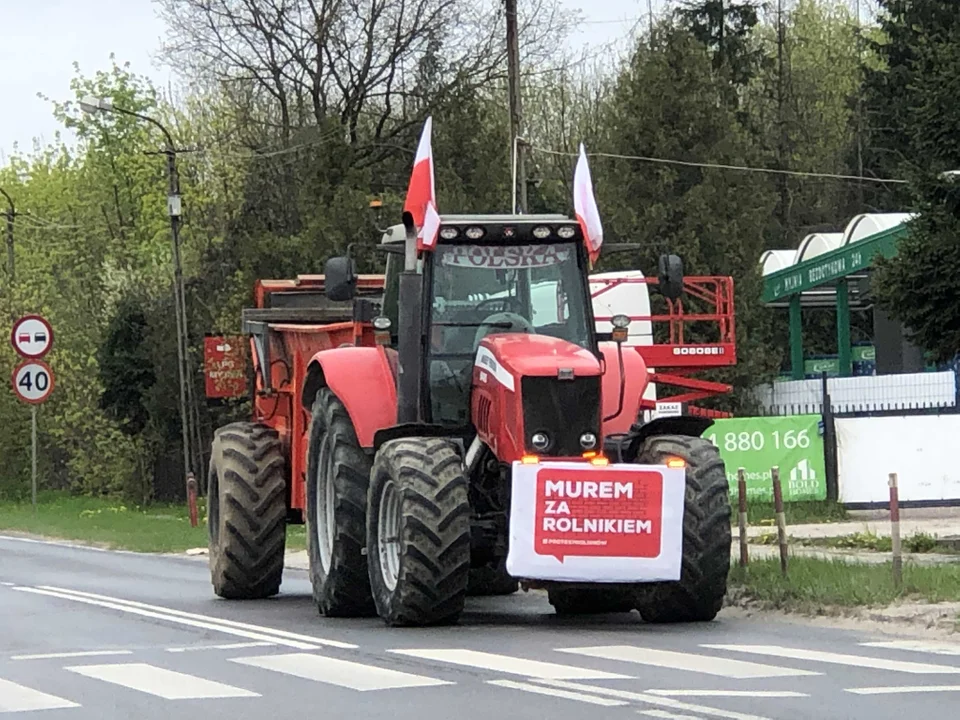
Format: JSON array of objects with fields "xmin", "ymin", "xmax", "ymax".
[{"xmin": 867, "ymin": 1, "xmax": 960, "ymax": 362}]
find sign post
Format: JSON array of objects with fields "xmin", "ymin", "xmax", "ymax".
[{"xmin": 11, "ymin": 315, "xmax": 55, "ymax": 510}]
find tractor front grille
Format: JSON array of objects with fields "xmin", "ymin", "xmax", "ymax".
[{"xmin": 520, "ymin": 376, "xmax": 601, "ymax": 457}]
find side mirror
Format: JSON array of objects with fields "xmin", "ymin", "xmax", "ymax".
[
  {"xmin": 325, "ymin": 255, "xmax": 356, "ymax": 301},
  {"xmin": 658, "ymin": 253, "xmax": 684, "ymax": 301}
]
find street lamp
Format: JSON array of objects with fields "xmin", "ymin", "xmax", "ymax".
[{"xmin": 79, "ymin": 95, "xmax": 197, "ymax": 492}]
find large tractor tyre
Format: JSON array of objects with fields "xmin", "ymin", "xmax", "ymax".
[
  {"xmin": 305, "ymin": 388, "xmax": 377, "ymax": 617},
  {"xmin": 208, "ymin": 422, "xmax": 288, "ymax": 599},
  {"xmin": 366, "ymin": 438, "xmax": 472, "ymax": 627},
  {"xmin": 467, "ymin": 559, "xmax": 519, "ymax": 597},
  {"xmin": 547, "ymin": 587, "xmax": 636, "ymax": 615},
  {"xmin": 633, "ymin": 435, "xmax": 731, "ymax": 624}
]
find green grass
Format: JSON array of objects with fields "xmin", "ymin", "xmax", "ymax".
[
  {"xmin": 729, "ymin": 556, "xmax": 960, "ymax": 611},
  {"xmin": 742, "ymin": 499, "xmax": 849, "ymax": 526},
  {"xmin": 0, "ymin": 492, "xmax": 306, "ymax": 554},
  {"xmin": 751, "ymin": 529, "xmax": 954, "ymax": 554}
]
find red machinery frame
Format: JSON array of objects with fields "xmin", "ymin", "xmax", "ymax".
[{"xmin": 591, "ymin": 276, "xmax": 737, "ymax": 419}]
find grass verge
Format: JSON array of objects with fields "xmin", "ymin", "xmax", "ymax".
[
  {"xmin": 0, "ymin": 492, "xmax": 306, "ymax": 554},
  {"xmin": 751, "ymin": 529, "xmax": 956, "ymax": 554},
  {"xmin": 742, "ymin": 499, "xmax": 849, "ymax": 526},
  {"xmin": 729, "ymin": 556, "xmax": 960, "ymax": 611}
]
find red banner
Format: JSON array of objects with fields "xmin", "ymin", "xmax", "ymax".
[
  {"xmin": 204, "ymin": 336, "xmax": 248, "ymax": 399},
  {"xmin": 533, "ymin": 467, "xmax": 664, "ymax": 562}
]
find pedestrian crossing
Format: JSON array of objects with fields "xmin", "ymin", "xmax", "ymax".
[{"xmin": 3, "ymin": 639, "xmax": 960, "ymax": 713}]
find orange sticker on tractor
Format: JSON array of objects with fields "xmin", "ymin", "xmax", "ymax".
[{"xmin": 533, "ymin": 467, "xmax": 664, "ymax": 562}]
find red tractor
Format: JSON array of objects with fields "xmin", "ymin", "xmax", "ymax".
[{"xmin": 206, "ymin": 214, "xmax": 733, "ymax": 626}]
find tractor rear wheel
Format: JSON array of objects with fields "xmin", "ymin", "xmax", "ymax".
[
  {"xmin": 207, "ymin": 422, "xmax": 287, "ymax": 599},
  {"xmin": 366, "ymin": 438, "xmax": 472, "ymax": 626},
  {"xmin": 633, "ymin": 435, "xmax": 731, "ymax": 623},
  {"xmin": 305, "ymin": 388, "xmax": 376, "ymax": 617},
  {"xmin": 467, "ymin": 559, "xmax": 519, "ymax": 597},
  {"xmin": 547, "ymin": 587, "xmax": 636, "ymax": 615}
]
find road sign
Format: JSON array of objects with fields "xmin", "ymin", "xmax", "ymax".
[
  {"xmin": 204, "ymin": 335, "xmax": 248, "ymax": 399},
  {"xmin": 12, "ymin": 360, "xmax": 55, "ymax": 404},
  {"xmin": 11, "ymin": 315, "xmax": 54, "ymax": 359}
]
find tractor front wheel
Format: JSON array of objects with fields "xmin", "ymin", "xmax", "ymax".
[
  {"xmin": 305, "ymin": 388, "xmax": 376, "ymax": 617},
  {"xmin": 467, "ymin": 559, "xmax": 519, "ymax": 597},
  {"xmin": 366, "ymin": 438, "xmax": 472, "ymax": 626},
  {"xmin": 207, "ymin": 422, "xmax": 287, "ymax": 599},
  {"xmin": 633, "ymin": 434, "xmax": 731, "ymax": 623}
]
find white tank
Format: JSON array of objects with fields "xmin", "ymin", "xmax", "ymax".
[{"xmin": 589, "ymin": 271, "xmax": 657, "ymax": 402}]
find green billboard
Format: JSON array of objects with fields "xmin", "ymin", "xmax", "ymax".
[{"xmin": 704, "ymin": 414, "xmax": 827, "ymax": 502}]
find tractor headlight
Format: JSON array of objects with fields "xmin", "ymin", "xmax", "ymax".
[
  {"xmin": 557, "ymin": 226, "xmax": 576, "ymax": 239},
  {"xmin": 373, "ymin": 316, "xmax": 392, "ymax": 331},
  {"xmin": 531, "ymin": 432, "xmax": 550, "ymax": 451},
  {"xmin": 440, "ymin": 227, "xmax": 459, "ymax": 240},
  {"xmin": 579, "ymin": 432, "xmax": 598, "ymax": 450}
]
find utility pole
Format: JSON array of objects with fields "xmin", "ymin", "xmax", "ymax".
[
  {"xmin": 79, "ymin": 96, "xmax": 198, "ymax": 495},
  {"xmin": 648, "ymin": 0, "xmax": 654, "ymax": 42},
  {"xmin": 0, "ymin": 187, "xmax": 15, "ymax": 281},
  {"xmin": 854, "ymin": 0, "xmax": 865, "ymax": 209},
  {"xmin": 505, "ymin": 0, "xmax": 528, "ymax": 214}
]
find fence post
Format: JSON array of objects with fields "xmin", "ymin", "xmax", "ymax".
[
  {"xmin": 821, "ymin": 371, "xmax": 839, "ymax": 502},
  {"xmin": 889, "ymin": 472, "xmax": 902, "ymax": 589},
  {"xmin": 738, "ymin": 467, "xmax": 749, "ymax": 567},
  {"xmin": 772, "ymin": 466, "xmax": 788, "ymax": 576},
  {"xmin": 186, "ymin": 473, "xmax": 199, "ymax": 528}
]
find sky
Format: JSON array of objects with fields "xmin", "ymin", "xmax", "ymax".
[{"xmin": 0, "ymin": 0, "xmax": 651, "ymax": 162}]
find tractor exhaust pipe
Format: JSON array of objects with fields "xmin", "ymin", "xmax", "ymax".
[{"xmin": 397, "ymin": 215, "xmax": 423, "ymax": 424}]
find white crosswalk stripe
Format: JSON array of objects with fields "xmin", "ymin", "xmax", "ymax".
[
  {"xmin": 0, "ymin": 678, "xmax": 80, "ymax": 713},
  {"xmin": 387, "ymin": 648, "xmax": 632, "ymax": 680},
  {"xmin": 5, "ymin": 635, "xmax": 960, "ymax": 713},
  {"xmin": 700, "ymin": 644, "xmax": 960, "ymax": 675},
  {"xmin": 230, "ymin": 652, "xmax": 453, "ymax": 691},
  {"xmin": 860, "ymin": 640, "xmax": 960, "ymax": 656},
  {"xmin": 555, "ymin": 646, "xmax": 820, "ymax": 679},
  {"xmin": 65, "ymin": 663, "xmax": 260, "ymax": 699}
]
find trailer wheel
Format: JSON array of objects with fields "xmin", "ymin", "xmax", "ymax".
[
  {"xmin": 208, "ymin": 422, "xmax": 287, "ymax": 599},
  {"xmin": 367, "ymin": 438, "xmax": 471, "ymax": 626},
  {"xmin": 467, "ymin": 559, "xmax": 519, "ymax": 597},
  {"xmin": 547, "ymin": 587, "xmax": 636, "ymax": 615},
  {"xmin": 305, "ymin": 388, "xmax": 376, "ymax": 617},
  {"xmin": 633, "ymin": 434, "xmax": 731, "ymax": 623}
]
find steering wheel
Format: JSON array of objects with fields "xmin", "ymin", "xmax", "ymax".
[
  {"xmin": 473, "ymin": 311, "xmax": 536, "ymax": 352},
  {"xmin": 474, "ymin": 297, "xmax": 513, "ymax": 316}
]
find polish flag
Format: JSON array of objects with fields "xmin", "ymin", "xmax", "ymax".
[
  {"xmin": 403, "ymin": 116, "xmax": 441, "ymax": 252},
  {"xmin": 573, "ymin": 143, "xmax": 603, "ymax": 264}
]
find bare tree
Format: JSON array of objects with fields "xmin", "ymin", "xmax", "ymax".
[{"xmin": 154, "ymin": 0, "xmax": 578, "ymax": 156}]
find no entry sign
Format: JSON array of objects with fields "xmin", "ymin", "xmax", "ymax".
[
  {"xmin": 12, "ymin": 360, "xmax": 55, "ymax": 404},
  {"xmin": 11, "ymin": 315, "xmax": 53, "ymax": 359}
]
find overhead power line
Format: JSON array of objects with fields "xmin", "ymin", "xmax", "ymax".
[{"xmin": 529, "ymin": 145, "xmax": 908, "ymax": 184}]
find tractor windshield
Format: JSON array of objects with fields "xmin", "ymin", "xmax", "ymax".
[{"xmin": 427, "ymin": 241, "xmax": 592, "ymax": 426}]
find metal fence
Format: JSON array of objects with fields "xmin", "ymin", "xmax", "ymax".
[{"xmin": 752, "ymin": 370, "xmax": 959, "ymax": 417}]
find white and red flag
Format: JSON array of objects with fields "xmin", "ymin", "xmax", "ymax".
[
  {"xmin": 573, "ymin": 143, "xmax": 603, "ymax": 264},
  {"xmin": 403, "ymin": 116, "xmax": 441, "ymax": 253}
]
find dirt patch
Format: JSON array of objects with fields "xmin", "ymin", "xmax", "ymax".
[{"xmin": 724, "ymin": 586, "xmax": 960, "ymax": 638}]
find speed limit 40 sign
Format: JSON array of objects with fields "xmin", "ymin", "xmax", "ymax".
[{"xmin": 12, "ymin": 360, "xmax": 55, "ymax": 404}]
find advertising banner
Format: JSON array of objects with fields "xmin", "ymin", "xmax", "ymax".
[
  {"xmin": 507, "ymin": 461, "xmax": 685, "ymax": 582},
  {"xmin": 706, "ymin": 414, "xmax": 827, "ymax": 502}
]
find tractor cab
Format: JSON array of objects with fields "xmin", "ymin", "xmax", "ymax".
[{"xmin": 330, "ymin": 214, "xmax": 603, "ymax": 430}]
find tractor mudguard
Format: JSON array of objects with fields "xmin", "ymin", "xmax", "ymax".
[
  {"xmin": 301, "ymin": 346, "xmax": 397, "ymax": 448},
  {"xmin": 373, "ymin": 423, "xmax": 465, "ymax": 453},
  {"xmin": 608, "ymin": 415, "xmax": 715, "ymax": 463}
]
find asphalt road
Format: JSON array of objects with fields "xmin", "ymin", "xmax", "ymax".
[{"xmin": 2, "ymin": 534, "xmax": 960, "ymax": 720}]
